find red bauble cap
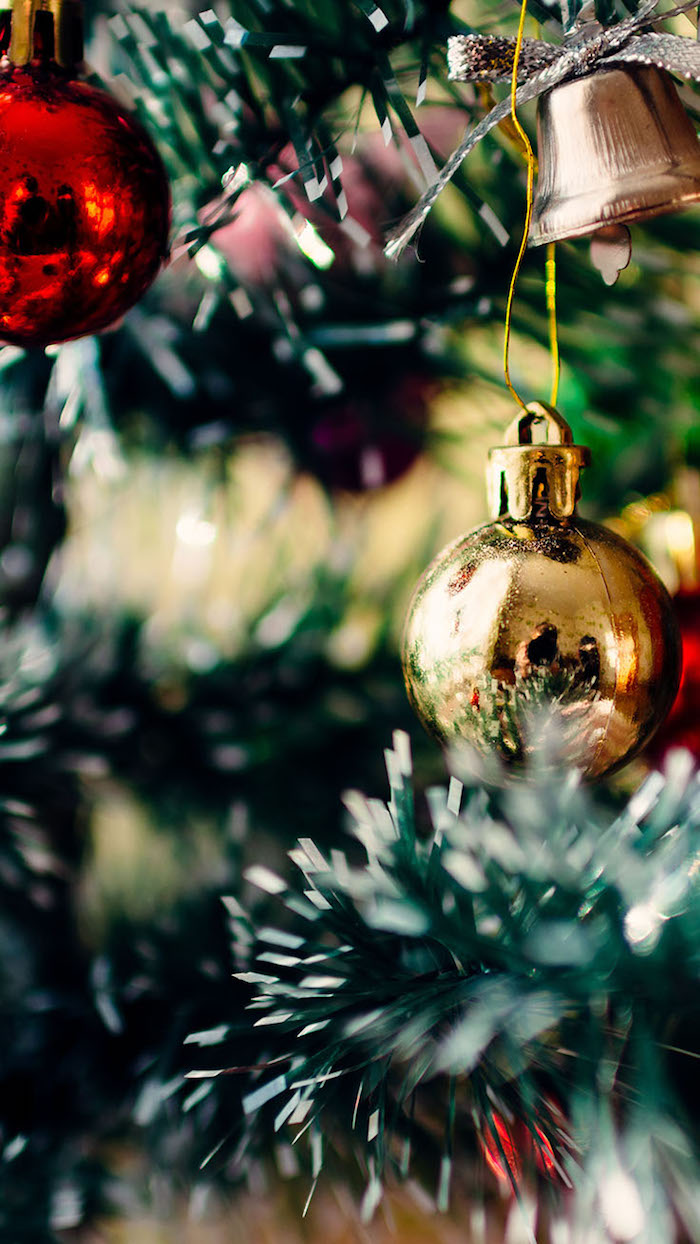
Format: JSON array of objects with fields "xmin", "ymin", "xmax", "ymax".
[{"xmin": 0, "ymin": 14, "xmax": 170, "ymax": 347}]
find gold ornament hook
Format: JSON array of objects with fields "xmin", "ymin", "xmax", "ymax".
[
  {"xmin": 8, "ymin": 0, "xmax": 83, "ymax": 70},
  {"xmin": 487, "ymin": 402, "xmax": 590, "ymax": 522}
]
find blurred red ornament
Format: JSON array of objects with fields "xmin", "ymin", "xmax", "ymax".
[
  {"xmin": 479, "ymin": 1112, "xmax": 559, "ymax": 1186},
  {"xmin": 649, "ymin": 587, "xmax": 700, "ymax": 759},
  {"xmin": 0, "ymin": 66, "xmax": 170, "ymax": 346}
]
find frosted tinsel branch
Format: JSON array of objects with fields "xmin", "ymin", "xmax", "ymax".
[{"xmin": 191, "ymin": 731, "xmax": 700, "ymax": 1240}]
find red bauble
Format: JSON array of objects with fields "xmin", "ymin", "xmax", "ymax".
[
  {"xmin": 0, "ymin": 65, "xmax": 170, "ymax": 346},
  {"xmin": 479, "ymin": 1112, "xmax": 559, "ymax": 1186},
  {"xmin": 649, "ymin": 587, "xmax": 700, "ymax": 759}
]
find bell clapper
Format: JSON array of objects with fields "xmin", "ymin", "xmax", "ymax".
[{"xmin": 589, "ymin": 225, "xmax": 632, "ymax": 286}]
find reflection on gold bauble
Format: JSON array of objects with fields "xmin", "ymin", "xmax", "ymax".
[{"xmin": 402, "ymin": 405, "xmax": 681, "ymax": 778}]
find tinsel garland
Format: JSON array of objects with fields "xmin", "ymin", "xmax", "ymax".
[
  {"xmin": 99, "ymin": 0, "xmax": 700, "ymax": 514},
  {"xmin": 192, "ymin": 730, "xmax": 700, "ymax": 1241}
]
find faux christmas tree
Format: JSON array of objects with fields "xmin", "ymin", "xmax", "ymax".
[{"xmin": 0, "ymin": 0, "xmax": 697, "ymax": 1241}]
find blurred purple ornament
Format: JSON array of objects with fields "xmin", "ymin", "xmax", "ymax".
[{"xmin": 309, "ymin": 373, "xmax": 435, "ymax": 493}]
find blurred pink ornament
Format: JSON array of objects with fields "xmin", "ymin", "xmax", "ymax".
[
  {"xmin": 211, "ymin": 109, "xmax": 468, "ymax": 285},
  {"xmin": 211, "ymin": 183, "xmax": 296, "ymax": 286}
]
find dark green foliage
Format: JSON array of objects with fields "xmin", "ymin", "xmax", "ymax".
[{"xmin": 0, "ymin": 599, "xmax": 436, "ymax": 1227}]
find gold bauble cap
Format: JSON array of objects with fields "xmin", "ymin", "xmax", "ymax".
[
  {"xmin": 487, "ymin": 402, "xmax": 590, "ymax": 522},
  {"xmin": 5, "ymin": 0, "xmax": 83, "ymax": 71}
]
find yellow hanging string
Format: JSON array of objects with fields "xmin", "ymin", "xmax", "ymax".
[
  {"xmin": 545, "ymin": 240, "xmax": 560, "ymax": 406},
  {"xmin": 502, "ymin": 0, "xmax": 536, "ymax": 410},
  {"xmin": 502, "ymin": 0, "xmax": 562, "ymax": 409}
]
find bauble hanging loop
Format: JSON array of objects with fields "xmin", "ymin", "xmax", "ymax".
[
  {"xmin": 0, "ymin": 0, "xmax": 170, "ymax": 347},
  {"xmin": 402, "ymin": 406, "xmax": 681, "ymax": 778}
]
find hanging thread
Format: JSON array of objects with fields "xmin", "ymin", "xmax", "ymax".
[
  {"xmin": 546, "ymin": 240, "xmax": 560, "ymax": 406},
  {"xmin": 502, "ymin": 0, "xmax": 561, "ymax": 410},
  {"xmin": 502, "ymin": 0, "xmax": 536, "ymax": 409}
]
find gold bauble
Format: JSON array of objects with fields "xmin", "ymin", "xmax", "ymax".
[{"xmin": 402, "ymin": 405, "xmax": 681, "ymax": 778}]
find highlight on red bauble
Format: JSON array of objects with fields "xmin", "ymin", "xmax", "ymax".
[{"xmin": 479, "ymin": 1110, "xmax": 560, "ymax": 1186}]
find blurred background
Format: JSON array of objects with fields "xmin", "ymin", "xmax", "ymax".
[{"xmin": 2, "ymin": 0, "xmax": 700, "ymax": 1239}]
